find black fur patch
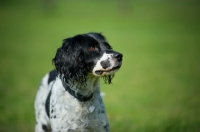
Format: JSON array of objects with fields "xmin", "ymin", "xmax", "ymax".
[
  {"xmin": 100, "ymin": 58, "xmax": 111, "ymax": 69},
  {"xmin": 45, "ymin": 90, "xmax": 51, "ymax": 118},
  {"xmin": 104, "ymin": 124, "xmax": 109, "ymax": 131},
  {"xmin": 48, "ymin": 70, "xmax": 57, "ymax": 84},
  {"xmin": 42, "ymin": 124, "xmax": 48, "ymax": 132}
]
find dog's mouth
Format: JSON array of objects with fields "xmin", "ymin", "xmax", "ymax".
[{"xmin": 95, "ymin": 65, "xmax": 121, "ymax": 75}]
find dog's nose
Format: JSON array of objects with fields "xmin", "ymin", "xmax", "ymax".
[{"xmin": 113, "ymin": 53, "xmax": 123, "ymax": 61}]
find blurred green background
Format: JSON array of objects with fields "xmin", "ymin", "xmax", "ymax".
[{"xmin": 0, "ymin": 0, "xmax": 200, "ymax": 131}]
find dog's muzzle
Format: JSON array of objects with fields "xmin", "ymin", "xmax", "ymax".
[{"xmin": 95, "ymin": 52, "xmax": 123, "ymax": 75}]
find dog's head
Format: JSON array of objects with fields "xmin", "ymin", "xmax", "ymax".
[{"xmin": 52, "ymin": 32, "xmax": 123, "ymax": 86}]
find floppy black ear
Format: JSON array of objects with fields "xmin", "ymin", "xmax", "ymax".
[{"xmin": 52, "ymin": 37, "xmax": 87, "ymax": 87}]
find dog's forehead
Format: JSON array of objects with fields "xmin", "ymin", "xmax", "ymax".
[
  {"xmin": 102, "ymin": 41, "xmax": 112, "ymax": 50},
  {"xmin": 86, "ymin": 33, "xmax": 112, "ymax": 49},
  {"xmin": 78, "ymin": 37, "xmax": 109, "ymax": 52}
]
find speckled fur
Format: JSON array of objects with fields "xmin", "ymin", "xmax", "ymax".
[
  {"xmin": 34, "ymin": 33, "xmax": 123, "ymax": 132},
  {"xmin": 35, "ymin": 73, "xmax": 109, "ymax": 132}
]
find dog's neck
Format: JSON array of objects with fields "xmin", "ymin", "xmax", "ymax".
[{"xmin": 62, "ymin": 75, "xmax": 100, "ymax": 102}]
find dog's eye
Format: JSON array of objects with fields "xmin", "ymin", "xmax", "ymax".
[{"xmin": 89, "ymin": 46, "xmax": 95, "ymax": 51}]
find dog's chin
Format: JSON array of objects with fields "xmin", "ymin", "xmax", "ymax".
[{"xmin": 94, "ymin": 65, "xmax": 121, "ymax": 76}]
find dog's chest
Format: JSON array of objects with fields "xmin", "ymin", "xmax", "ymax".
[{"xmin": 49, "ymin": 90, "xmax": 107, "ymax": 132}]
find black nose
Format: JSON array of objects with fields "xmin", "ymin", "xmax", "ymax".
[{"xmin": 113, "ymin": 53, "xmax": 123, "ymax": 61}]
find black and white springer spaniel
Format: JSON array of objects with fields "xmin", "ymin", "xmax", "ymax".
[{"xmin": 34, "ymin": 32, "xmax": 123, "ymax": 132}]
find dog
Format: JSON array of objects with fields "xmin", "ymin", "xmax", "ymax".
[{"xmin": 34, "ymin": 32, "xmax": 123, "ymax": 132}]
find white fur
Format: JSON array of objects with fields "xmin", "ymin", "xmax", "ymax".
[
  {"xmin": 35, "ymin": 73, "xmax": 109, "ymax": 132},
  {"xmin": 93, "ymin": 53, "xmax": 118, "ymax": 76}
]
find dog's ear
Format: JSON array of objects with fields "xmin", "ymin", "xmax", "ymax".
[{"xmin": 52, "ymin": 36, "xmax": 87, "ymax": 87}]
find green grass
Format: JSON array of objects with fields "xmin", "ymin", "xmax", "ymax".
[{"xmin": 0, "ymin": 0, "xmax": 200, "ymax": 131}]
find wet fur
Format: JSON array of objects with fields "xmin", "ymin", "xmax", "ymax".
[{"xmin": 34, "ymin": 32, "xmax": 122, "ymax": 132}]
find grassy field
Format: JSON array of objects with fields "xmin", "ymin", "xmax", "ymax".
[{"xmin": 0, "ymin": 0, "xmax": 200, "ymax": 131}]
